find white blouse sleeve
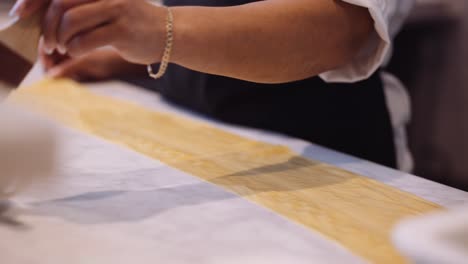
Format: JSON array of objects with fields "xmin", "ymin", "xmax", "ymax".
[{"xmin": 319, "ymin": 0, "xmax": 414, "ymax": 83}]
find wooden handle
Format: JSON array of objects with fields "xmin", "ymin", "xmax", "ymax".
[{"xmin": 0, "ymin": 13, "xmax": 42, "ymax": 63}]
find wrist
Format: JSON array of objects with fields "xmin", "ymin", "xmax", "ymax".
[
  {"xmin": 148, "ymin": 5, "xmax": 169, "ymax": 64},
  {"xmin": 168, "ymin": 7, "xmax": 190, "ymax": 65},
  {"xmin": 147, "ymin": 6, "xmax": 174, "ymax": 79}
]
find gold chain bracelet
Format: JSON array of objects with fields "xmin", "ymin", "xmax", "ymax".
[{"xmin": 148, "ymin": 7, "xmax": 174, "ymax": 80}]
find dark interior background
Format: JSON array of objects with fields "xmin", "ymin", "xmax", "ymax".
[{"xmin": 388, "ymin": 0, "xmax": 468, "ymax": 190}]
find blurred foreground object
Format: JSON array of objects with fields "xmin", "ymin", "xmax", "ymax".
[
  {"xmin": 0, "ymin": 95, "xmax": 56, "ymax": 199},
  {"xmin": 0, "ymin": 0, "xmax": 41, "ymax": 87},
  {"xmin": 393, "ymin": 206, "xmax": 468, "ymax": 264}
]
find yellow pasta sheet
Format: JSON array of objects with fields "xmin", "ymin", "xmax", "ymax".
[{"xmin": 9, "ymin": 79, "xmax": 441, "ymax": 263}]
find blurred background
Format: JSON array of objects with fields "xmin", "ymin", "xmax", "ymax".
[{"xmin": 388, "ymin": 0, "xmax": 468, "ymax": 190}]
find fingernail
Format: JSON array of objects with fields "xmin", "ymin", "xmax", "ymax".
[
  {"xmin": 45, "ymin": 47, "xmax": 54, "ymax": 55},
  {"xmin": 9, "ymin": 0, "xmax": 25, "ymax": 17},
  {"xmin": 57, "ymin": 45, "xmax": 67, "ymax": 55}
]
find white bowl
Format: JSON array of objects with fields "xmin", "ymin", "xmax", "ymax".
[{"xmin": 393, "ymin": 206, "xmax": 468, "ymax": 264}]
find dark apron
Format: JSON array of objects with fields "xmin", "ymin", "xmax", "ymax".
[{"xmin": 155, "ymin": 0, "xmax": 397, "ymax": 168}]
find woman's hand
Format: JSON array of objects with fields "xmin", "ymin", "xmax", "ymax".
[
  {"xmin": 13, "ymin": 0, "xmax": 167, "ymax": 65},
  {"xmin": 14, "ymin": 0, "xmax": 374, "ymax": 84},
  {"xmin": 40, "ymin": 40, "xmax": 146, "ymax": 82}
]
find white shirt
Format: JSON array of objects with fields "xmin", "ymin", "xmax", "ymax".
[{"xmin": 320, "ymin": 0, "xmax": 414, "ymax": 172}]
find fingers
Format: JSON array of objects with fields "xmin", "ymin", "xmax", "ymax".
[
  {"xmin": 39, "ymin": 38, "xmax": 69, "ymax": 71},
  {"xmin": 66, "ymin": 23, "xmax": 119, "ymax": 58},
  {"xmin": 39, "ymin": 38, "xmax": 53, "ymax": 69},
  {"xmin": 57, "ymin": 1, "xmax": 116, "ymax": 52},
  {"xmin": 42, "ymin": 0, "xmax": 97, "ymax": 54},
  {"xmin": 47, "ymin": 59, "xmax": 83, "ymax": 80},
  {"xmin": 46, "ymin": 52, "xmax": 114, "ymax": 82},
  {"xmin": 9, "ymin": 0, "xmax": 50, "ymax": 18}
]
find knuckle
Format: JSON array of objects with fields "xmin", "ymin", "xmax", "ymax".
[
  {"xmin": 61, "ymin": 11, "xmax": 76, "ymax": 31},
  {"xmin": 22, "ymin": 0, "xmax": 41, "ymax": 8},
  {"xmin": 22, "ymin": 0, "xmax": 34, "ymax": 8},
  {"xmin": 114, "ymin": 20, "xmax": 127, "ymax": 33},
  {"xmin": 51, "ymin": 0, "xmax": 67, "ymax": 13},
  {"xmin": 110, "ymin": 0, "xmax": 127, "ymax": 13},
  {"xmin": 67, "ymin": 38, "xmax": 82, "ymax": 56}
]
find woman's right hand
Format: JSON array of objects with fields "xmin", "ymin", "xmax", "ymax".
[{"xmin": 40, "ymin": 41, "xmax": 147, "ymax": 82}]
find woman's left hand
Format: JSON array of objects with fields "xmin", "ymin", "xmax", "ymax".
[{"xmin": 40, "ymin": 0, "xmax": 166, "ymax": 65}]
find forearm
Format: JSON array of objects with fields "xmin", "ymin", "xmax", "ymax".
[{"xmin": 170, "ymin": 0, "xmax": 373, "ymax": 84}]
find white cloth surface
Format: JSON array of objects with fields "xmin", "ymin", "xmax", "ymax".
[
  {"xmin": 321, "ymin": 0, "xmax": 415, "ymax": 171},
  {"xmin": 2, "ymin": 125, "xmax": 367, "ymax": 264},
  {"xmin": 6, "ymin": 67, "xmax": 468, "ymax": 263},
  {"xmin": 3, "ymin": 78, "xmax": 467, "ymax": 264}
]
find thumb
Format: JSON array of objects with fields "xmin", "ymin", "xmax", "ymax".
[{"xmin": 46, "ymin": 59, "xmax": 83, "ymax": 81}]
